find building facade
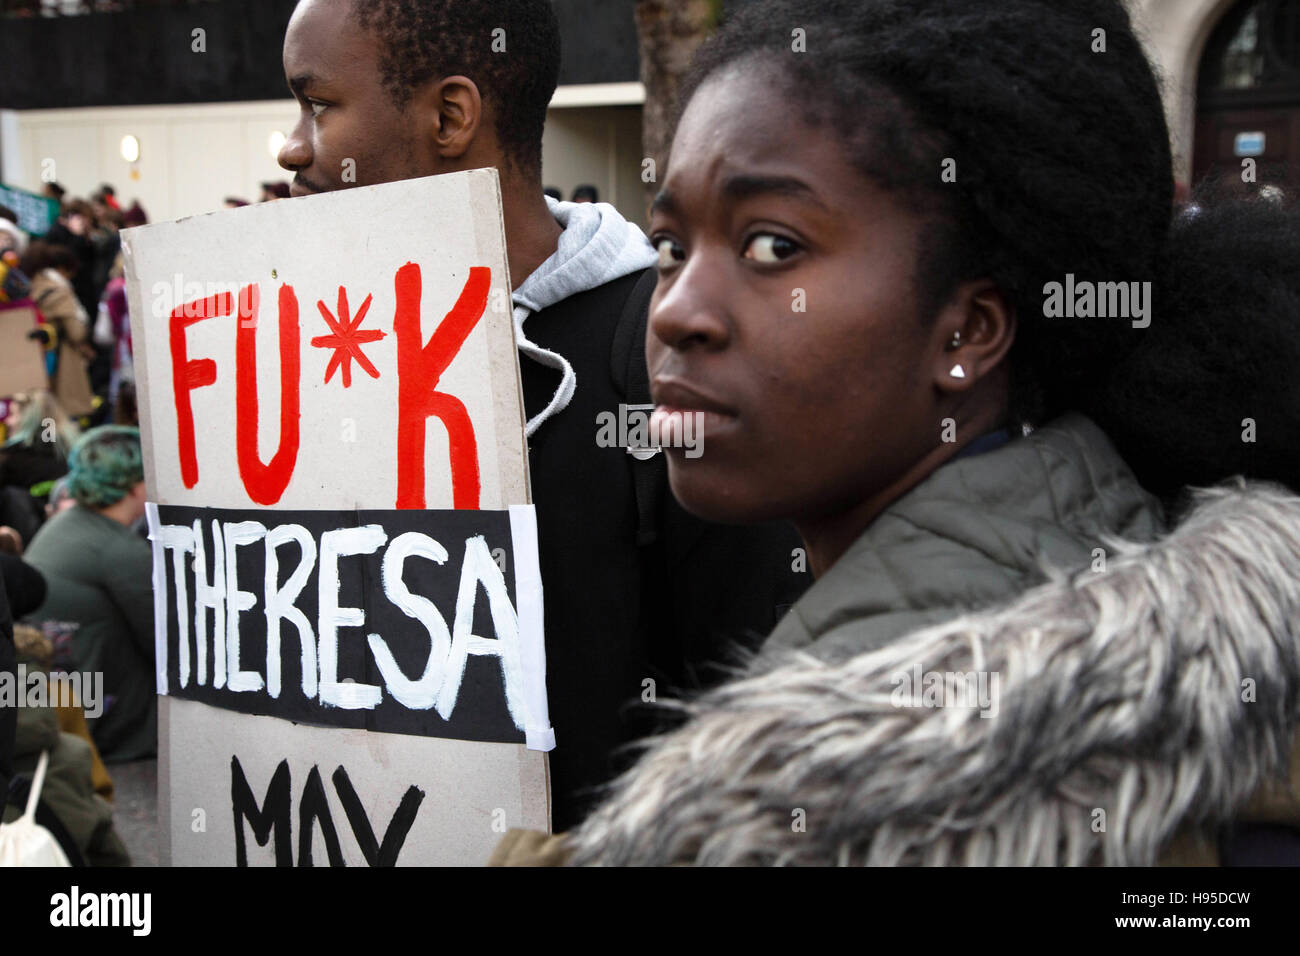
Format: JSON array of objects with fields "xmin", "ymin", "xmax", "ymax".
[
  {"xmin": 0, "ymin": 0, "xmax": 651, "ymax": 225},
  {"xmin": 1, "ymin": 0, "xmax": 1295, "ymax": 229}
]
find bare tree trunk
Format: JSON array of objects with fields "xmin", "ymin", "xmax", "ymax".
[{"xmin": 634, "ymin": 0, "xmax": 721, "ymax": 200}]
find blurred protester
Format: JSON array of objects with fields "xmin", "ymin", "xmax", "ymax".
[
  {"xmin": 260, "ymin": 180, "xmax": 291, "ymax": 201},
  {"xmin": 89, "ymin": 201, "xmax": 122, "ymax": 292},
  {"xmin": 120, "ymin": 201, "xmax": 148, "ymax": 229},
  {"xmin": 111, "ymin": 383, "xmax": 137, "ymax": 428},
  {"xmin": 0, "ymin": 545, "xmax": 16, "ymax": 805},
  {"xmin": 224, "ymin": 196, "xmax": 251, "ymax": 208},
  {"xmin": 86, "ymin": 207, "xmax": 125, "ymax": 406},
  {"xmin": 0, "ymin": 208, "xmax": 27, "ymax": 257},
  {"xmin": 93, "ymin": 184, "xmax": 120, "ymax": 213},
  {"xmin": 2, "ymin": 619, "xmax": 131, "ymax": 866},
  {"xmin": 94, "ymin": 254, "xmax": 134, "ymax": 415},
  {"xmin": 41, "ymin": 182, "xmax": 66, "ymax": 206},
  {"xmin": 0, "ymin": 390, "xmax": 79, "ymax": 539},
  {"xmin": 24, "ymin": 426, "xmax": 155, "ymax": 764},
  {"xmin": 18, "ymin": 242, "xmax": 96, "ymax": 419},
  {"xmin": 44, "ymin": 477, "xmax": 74, "ymax": 520},
  {"xmin": 570, "ymin": 183, "xmax": 598, "ymax": 203},
  {"xmin": 542, "ymin": 186, "xmax": 562, "ymax": 201},
  {"xmin": 42, "ymin": 199, "xmax": 98, "ymax": 316},
  {"xmin": 0, "ymin": 525, "xmax": 21, "ymax": 555},
  {"xmin": 3, "ymin": 548, "xmax": 130, "ymax": 866}
]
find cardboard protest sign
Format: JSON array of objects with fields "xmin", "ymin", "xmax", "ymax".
[
  {"xmin": 123, "ymin": 170, "xmax": 551, "ymax": 866},
  {"xmin": 0, "ymin": 306, "xmax": 49, "ymax": 398}
]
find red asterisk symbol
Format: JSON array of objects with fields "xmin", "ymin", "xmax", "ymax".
[{"xmin": 311, "ymin": 286, "xmax": 385, "ymax": 388}]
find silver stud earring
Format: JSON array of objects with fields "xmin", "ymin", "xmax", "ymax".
[
  {"xmin": 948, "ymin": 331, "xmax": 962, "ymax": 350},
  {"xmin": 950, "ymin": 364, "xmax": 966, "ymax": 379}
]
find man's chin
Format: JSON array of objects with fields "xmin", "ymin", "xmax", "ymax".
[{"xmin": 290, "ymin": 179, "xmax": 331, "ymax": 198}]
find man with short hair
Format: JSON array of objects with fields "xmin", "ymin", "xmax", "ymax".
[{"xmin": 278, "ymin": 0, "xmax": 805, "ymax": 829}]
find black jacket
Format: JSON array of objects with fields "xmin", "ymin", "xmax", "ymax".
[
  {"xmin": 519, "ymin": 269, "xmax": 807, "ymax": 829},
  {"xmin": 0, "ymin": 568, "xmax": 16, "ymax": 799},
  {"xmin": 0, "ymin": 554, "xmax": 46, "ymax": 800}
]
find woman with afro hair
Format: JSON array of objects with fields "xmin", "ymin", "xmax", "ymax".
[{"xmin": 494, "ymin": 0, "xmax": 1300, "ymax": 865}]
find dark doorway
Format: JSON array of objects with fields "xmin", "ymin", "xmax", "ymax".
[{"xmin": 1194, "ymin": 0, "xmax": 1300, "ymax": 193}]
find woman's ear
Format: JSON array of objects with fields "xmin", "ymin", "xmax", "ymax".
[
  {"xmin": 428, "ymin": 75, "xmax": 484, "ymax": 162},
  {"xmin": 931, "ymin": 280, "xmax": 1016, "ymax": 394}
]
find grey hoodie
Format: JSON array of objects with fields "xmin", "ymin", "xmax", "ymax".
[{"xmin": 512, "ymin": 197, "xmax": 657, "ymax": 437}]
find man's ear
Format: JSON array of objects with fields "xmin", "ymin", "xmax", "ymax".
[
  {"xmin": 930, "ymin": 280, "xmax": 1016, "ymax": 394},
  {"xmin": 428, "ymin": 75, "xmax": 483, "ymax": 162}
]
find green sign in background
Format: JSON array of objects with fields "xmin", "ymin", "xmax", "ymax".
[{"xmin": 0, "ymin": 182, "xmax": 59, "ymax": 238}]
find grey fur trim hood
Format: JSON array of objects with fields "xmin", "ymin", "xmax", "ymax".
[{"xmin": 569, "ymin": 483, "xmax": 1300, "ymax": 866}]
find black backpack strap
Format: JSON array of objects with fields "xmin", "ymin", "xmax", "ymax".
[{"xmin": 609, "ymin": 268, "xmax": 664, "ymax": 546}]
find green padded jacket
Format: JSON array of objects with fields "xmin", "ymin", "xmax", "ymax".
[{"xmin": 756, "ymin": 413, "xmax": 1165, "ymax": 668}]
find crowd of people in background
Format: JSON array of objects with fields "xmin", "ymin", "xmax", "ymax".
[{"xmin": 0, "ymin": 180, "xmax": 156, "ymax": 864}]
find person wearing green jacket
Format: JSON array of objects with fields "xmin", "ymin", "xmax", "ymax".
[
  {"xmin": 2, "ymin": 623, "xmax": 130, "ymax": 866},
  {"xmin": 24, "ymin": 426, "xmax": 154, "ymax": 764}
]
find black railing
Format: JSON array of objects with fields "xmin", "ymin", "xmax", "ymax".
[
  {"xmin": 0, "ymin": 0, "xmax": 638, "ymax": 108},
  {"xmin": 1, "ymin": 0, "xmax": 219, "ymax": 17}
]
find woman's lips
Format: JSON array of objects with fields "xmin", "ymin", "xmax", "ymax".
[
  {"xmin": 650, "ymin": 379, "xmax": 738, "ymax": 418},
  {"xmin": 648, "ymin": 380, "xmax": 739, "ymax": 455}
]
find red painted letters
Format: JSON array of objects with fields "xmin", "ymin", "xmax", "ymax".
[
  {"xmin": 394, "ymin": 264, "xmax": 487, "ymax": 510},
  {"xmin": 169, "ymin": 266, "xmax": 484, "ymax": 508},
  {"xmin": 170, "ymin": 293, "xmax": 228, "ymax": 488},
  {"xmin": 235, "ymin": 284, "xmax": 302, "ymax": 505}
]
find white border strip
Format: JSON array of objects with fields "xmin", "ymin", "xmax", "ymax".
[
  {"xmin": 145, "ymin": 500, "xmax": 168, "ymax": 696},
  {"xmin": 548, "ymin": 81, "xmax": 645, "ymax": 108},
  {"xmin": 509, "ymin": 503, "xmax": 555, "ymax": 751}
]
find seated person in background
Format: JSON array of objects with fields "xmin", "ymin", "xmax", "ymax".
[
  {"xmin": 19, "ymin": 242, "xmax": 97, "ymax": 420},
  {"xmin": 1, "ymin": 390, "xmax": 81, "ymax": 524},
  {"xmin": 44, "ymin": 478, "xmax": 76, "ymax": 521},
  {"xmin": 0, "ymin": 552, "xmax": 17, "ymax": 801},
  {"xmin": 24, "ymin": 426, "xmax": 155, "ymax": 764},
  {"xmin": 0, "ymin": 550, "xmax": 128, "ymax": 866}
]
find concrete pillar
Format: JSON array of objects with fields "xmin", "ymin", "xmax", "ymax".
[{"xmin": 1127, "ymin": 0, "xmax": 1243, "ymax": 181}]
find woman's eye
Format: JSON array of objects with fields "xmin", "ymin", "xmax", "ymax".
[
  {"xmin": 743, "ymin": 233, "xmax": 800, "ymax": 264},
  {"xmin": 654, "ymin": 237, "xmax": 684, "ymax": 270},
  {"xmin": 309, "ymin": 100, "xmax": 327, "ymax": 118}
]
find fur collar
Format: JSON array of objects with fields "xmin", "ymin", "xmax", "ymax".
[{"xmin": 571, "ymin": 484, "xmax": 1300, "ymax": 865}]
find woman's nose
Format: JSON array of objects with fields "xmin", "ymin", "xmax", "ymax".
[{"xmin": 648, "ymin": 253, "xmax": 733, "ymax": 353}]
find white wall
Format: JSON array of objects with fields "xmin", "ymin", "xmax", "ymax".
[
  {"xmin": 1, "ymin": 85, "xmax": 650, "ymax": 229},
  {"xmin": 3, "ymin": 100, "xmax": 299, "ymax": 221},
  {"xmin": 1, "ymin": 7, "xmax": 1258, "ymax": 216},
  {"xmin": 1129, "ymin": 0, "xmax": 1242, "ymax": 181},
  {"xmin": 541, "ymin": 105, "xmax": 647, "ymax": 227}
]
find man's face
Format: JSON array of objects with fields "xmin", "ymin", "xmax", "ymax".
[{"xmin": 278, "ymin": 0, "xmax": 439, "ymax": 196}]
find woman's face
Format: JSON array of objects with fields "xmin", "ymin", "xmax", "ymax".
[
  {"xmin": 646, "ymin": 66, "xmax": 952, "ymax": 528},
  {"xmin": 4, "ymin": 399, "xmax": 26, "ymax": 431}
]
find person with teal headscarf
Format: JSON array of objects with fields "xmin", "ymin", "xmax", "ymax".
[{"xmin": 24, "ymin": 426, "xmax": 155, "ymax": 763}]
